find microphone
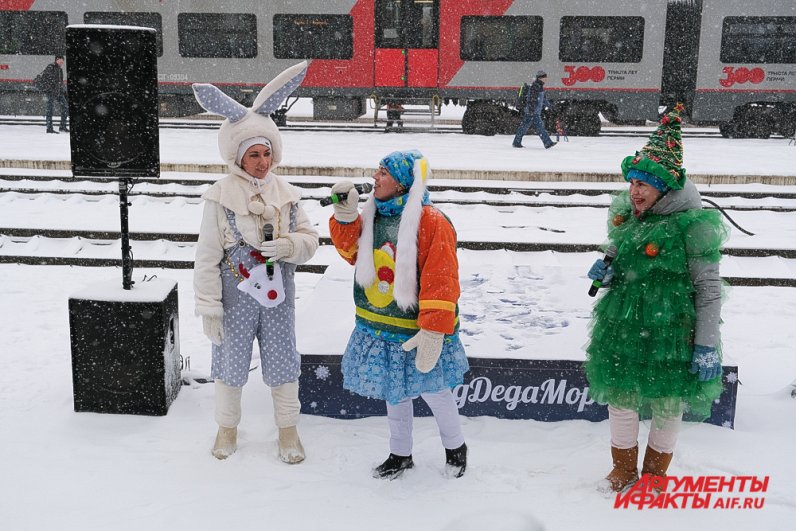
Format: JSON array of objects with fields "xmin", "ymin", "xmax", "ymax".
[
  {"xmin": 263, "ymin": 223, "xmax": 274, "ymax": 277},
  {"xmin": 320, "ymin": 183, "xmax": 373, "ymax": 206},
  {"xmin": 588, "ymin": 245, "xmax": 617, "ymax": 297}
]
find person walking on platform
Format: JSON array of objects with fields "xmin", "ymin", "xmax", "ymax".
[
  {"xmin": 192, "ymin": 62, "xmax": 319, "ymax": 464},
  {"xmin": 37, "ymin": 55, "xmax": 69, "ymax": 134},
  {"xmin": 584, "ymin": 104, "xmax": 728, "ymax": 493},
  {"xmin": 328, "ymin": 150, "xmax": 470, "ymax": 480},
  {"xmin": 513, "ymin": 70, "xmax": 556, "ymax": 149}
]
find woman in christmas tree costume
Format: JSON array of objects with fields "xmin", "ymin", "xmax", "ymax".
[
  {"xmin": 328, "ymin": 150, "xmax": 469, "ymax": 480},
  {"xmin": 584, "ymin": 104, "xmax": 729, "ymax": 493}
]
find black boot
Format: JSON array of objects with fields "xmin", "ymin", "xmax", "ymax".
[
  {"xmin": 372, "ymin": 453, "xmax": 414, "ymax": 480},
  {"xmin": 46, "ymin": 128, "xmax": 58, "ymax": 134},
  {"xmin": 445, "ymin": 443, "xmax": 468, "ymax": 478}
]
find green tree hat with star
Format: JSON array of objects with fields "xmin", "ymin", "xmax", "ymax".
[{"xmin": 620, "ymin": 103, "xmax": 687, "ymax": 191}]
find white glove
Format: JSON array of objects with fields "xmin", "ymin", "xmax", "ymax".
[
  {"xmin": 402, "ymin": 329, "xmax": 445, "ymax": 373},
  {"xmin": 330, "ymin": 180, "xmax": 360, "ymax": 223},
  {"xmin": 260, "ymin": 237, "xmax": 294, "ymax": 261},
  {"xmin": 203, "ymin": 314, "xmax": 224, "ymax": 346}
]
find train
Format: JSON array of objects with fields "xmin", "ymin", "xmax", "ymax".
[{"xmin": 0, "ymin": 0, "xmax": 794, "ymax": 138}]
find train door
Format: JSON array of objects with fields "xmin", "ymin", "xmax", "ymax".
[{"xmin": 374, "ymin": 0, "xmax": 439, "ymax": 88}]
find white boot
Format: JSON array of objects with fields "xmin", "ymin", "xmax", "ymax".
[
  {"xmin": 272, "ymin": 381, "xmax": 304, "ymax": 464},
  {"xmin": 278, "ymin": 426, "xmax": 305, "ymax": 464},
  {"xmin": 212, "ymin": 426, "xmax": 238, "ymax": 460},
  {"xmin": 212, "ymin": 380, "xmax": 242, "ymax": 460}
]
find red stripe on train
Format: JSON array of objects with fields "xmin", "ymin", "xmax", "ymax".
[{"xmin": 0, "ymin": 1, "xmax": 36, "ymax": 10}]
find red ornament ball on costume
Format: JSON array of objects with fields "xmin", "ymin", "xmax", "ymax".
[
  {"xmin": 645, "ymin": 242, "xmax": 660, "ymax": 257},
  {"xmin": 662, "ymin": 116, "xmax": 670, "ymax": 125},
  {"xmin": 377, "ymin": 266, "xmax": 394, "ymax": 283},
  {"xmin": 612, "ymin": 214, "xmax": 625, "ymax": 227},
  {"xmin": 267, "ymin": 290, "xmax": 278, "ymax": 300}
]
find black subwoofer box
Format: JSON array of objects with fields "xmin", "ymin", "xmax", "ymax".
[{"xmin": 69, "ymin": 280, "xmax": 181, "ymax": 415}]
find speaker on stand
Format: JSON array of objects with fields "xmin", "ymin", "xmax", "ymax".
[{"xmin": 65, "ymin": 26, "xmax": 180, "ymax": 415}]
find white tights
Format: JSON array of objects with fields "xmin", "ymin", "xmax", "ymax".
[
  {"xmin": 609, "ymin": 405, "xmax": 682, "ymax": 454},
  {"xmin": 385, "ymin": 389, "xmax": 465, "ymax": 457}
]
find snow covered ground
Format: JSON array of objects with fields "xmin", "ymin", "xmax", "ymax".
[{"xmin": 1, "ymin": 120, "xmax": 796, "ymax": 530}]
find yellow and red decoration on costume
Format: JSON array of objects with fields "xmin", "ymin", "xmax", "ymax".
[
  {"xmin": 645, "ymin": 242, "xmax": 660, "ymax": 257},
  {"xmin": 364, "ymin": 242, "xmax": 397, "ymax": 308},
  {"xmin": 612, "ymin": 214, "xmax": 626, "ymax": 227}
]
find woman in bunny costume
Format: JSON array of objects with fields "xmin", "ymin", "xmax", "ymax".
[{"xmin": 193, "ymin": 62, "xmax": 319, "ymax": 463}]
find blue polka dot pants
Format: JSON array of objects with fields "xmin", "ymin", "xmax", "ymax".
[{"xmin": 211, "ymin": 249, "xmax": 300, "ymax": 387}]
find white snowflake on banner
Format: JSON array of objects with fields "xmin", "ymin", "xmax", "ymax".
[
  {"xmin": 310, "ymin": 401, "xmax": 317, "ymax": 409},
  {"xmin": 726, "ymin": 371, "xmax": 738, "ymax": 384},
  {"xmin": 314, "ymin": 365, "xmax": 331, "ymax": 380},
  {"xmin": 340, "ymin": 409, "xmax": 347, "ymax": 415},
  {"xmin": 722, "ymin": 421, "xmax": 732, "ymax": 428}
]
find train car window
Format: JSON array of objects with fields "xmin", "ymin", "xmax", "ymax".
[
  {"xmin": 460, "ymin": 16, "xmax": 543, "ymax": 62},
  {"xmin": 84, "ymin": 12, "xmax": 163, "ymax": 57},
  {"xmin": 0, "ymin": 10, "xmax": 67, "ymax": 55},
  {"xmin": 375, "ymin": 0, "xmax": 438, "ymax": 49},
  {"xmin": 178, "ymin": 13, "xmax": 257, "ymax": 58},
  {"xmin": 721, "ymin": 17, "xmax": 796, "ymax": 64},
  {"xmin": 404, "ymin": 1, "xmax": 438, "ymax": 49},
  {"xmin": 273, "ymin": 14, "xmax": 353, "ymax": 59},
  {"xmin": 559, "ymin": 16, "xmax": 644, "ymax": 63}
]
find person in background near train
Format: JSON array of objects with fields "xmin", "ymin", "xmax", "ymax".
[
  {"xmin": 192, "ymin": 62, "xmax": 319, "ymax": 464},
  {"xmin": 584, "ymin": 104, "xmax": 728, "ymax": 493},
  {"xmin": 328, "ymin": 149, "xmax": 470, "ymax": 480},
  {"xmin": 512, "ymin": 70, "xmax": 556, "ymax": 150},
  {"xmin": 37, "ymin": 55, "xmax": 69, "ymax": 134}
]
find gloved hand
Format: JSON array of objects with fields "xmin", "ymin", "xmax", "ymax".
[
  {"xmin": 260, "ymin": 237, "xmax": 294, "ymax": 261},
  {"xmin": 690, "ymin": 344, "xmax": 722, "ymax": 382},
  {"xmin": 203, "ymin": 314, "xmax": 224, "ymax": 346},
  {"xmin": 587, "ymin": 259, "xmax": 614, "ymax": 286},
  {"xmin": 402, "ymin": 329, "xmax": 445, "ymax": 373},
  {"xmin": 330, "ymin": 180, "xmax": 360, "ymax": 223}
]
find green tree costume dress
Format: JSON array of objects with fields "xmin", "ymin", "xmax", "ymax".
[{"xmin": 585, "ymin": 189, "xmax": 728, "ymax": 420}]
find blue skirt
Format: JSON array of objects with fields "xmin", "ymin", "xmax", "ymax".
[{"xmin": 341, "ymin": 325, "xmax": 469, "ymax": 405}]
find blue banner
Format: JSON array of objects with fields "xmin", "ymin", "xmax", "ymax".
[{"xmin": 299, "ymin": 356, "xmax": 738, "ymax": 429}]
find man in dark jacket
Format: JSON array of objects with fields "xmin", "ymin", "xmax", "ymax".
[
  {"xmin": 512, "ymin": 70, "xmax": 555, "ymax": 149},
  {"xmin": 38, "ymin": 55, "xmax": 69, "ymax": 134}
]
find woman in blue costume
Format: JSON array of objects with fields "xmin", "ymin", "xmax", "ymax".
[{"xmin": 328, "ymin": 150, "xmax": 469, "ymax": 479}]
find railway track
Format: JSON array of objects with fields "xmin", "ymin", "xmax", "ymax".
[
  {"xmin": 3, "ymin": 174, "xmax": 796, "ymax": 211},
  {"xmin": 1, "ymin": 235, "xmax": 793, "ymax": 288},
  {"xmin": 0, "ymin": 116, "xmax": 728, "ymax": 138},
  {"xmin": 3, "ymin": 175, "xmax": 794, "ymax": 286}
]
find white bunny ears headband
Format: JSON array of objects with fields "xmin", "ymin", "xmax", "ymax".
[{"xmin": 192, "ymin": 61, "xmax": 308, "ymax": 171}]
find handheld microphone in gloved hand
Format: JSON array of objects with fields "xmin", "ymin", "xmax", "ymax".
[
  {"xmin": 588, "ymin": 245, "xmax": 617, "ymax": 297},
  {"xmin": 263, "ymin": 223, "xmax": 275, "ymax": 277},
  {"xmin": 319, "ymin": 183, "xmax": 373, "ymax": 206}
]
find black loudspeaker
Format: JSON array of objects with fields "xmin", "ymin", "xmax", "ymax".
[
  {"xmin": 69, "ymin": 280, "xmax": 181, "ymax": 415},
  {"xmin": 65, "ymin": 26, "xmax": 159, "ymax": 177}
]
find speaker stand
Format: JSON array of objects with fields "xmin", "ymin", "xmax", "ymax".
[{"xmin": 119, "ymin": 177, "xmax": 133, "ymax": 290}]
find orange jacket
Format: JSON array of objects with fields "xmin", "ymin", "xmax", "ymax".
[{"xmin": 329, "ymin": 205, "xmax": 460, "ymax": 335}]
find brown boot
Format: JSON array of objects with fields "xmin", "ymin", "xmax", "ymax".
[
  {"xmin": 641, "ymin": 445, "xmax": 673, "ymax": 479},
  {"xmin": 600, "ymin": 445, "xmax": 639, "ymax": 493}
]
